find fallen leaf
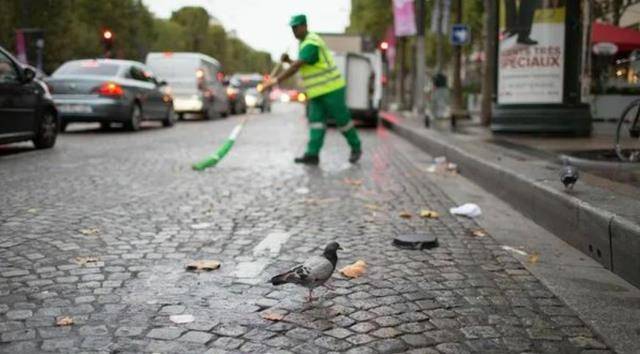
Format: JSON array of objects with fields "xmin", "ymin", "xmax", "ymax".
[
  {"xmin": 170, "ymin": 314, "xmax": 195, "ymax": 324},
  {"xmin": 419, "ymin": 210, "xmax": 439, "ymax": 219},
  {"xmin": 364, "ymin": 203, "xmax": 380, "ymax": 211},
  {"xmin": 74, "ymin": 256, "xmax": 99, "ymax": 265},
  {"xmin": 470, "ymin": 229, "xmax": 487, "ymax": 237},
  {"xmin": 261, "ymin": 311, "xmax": 284, "ymax": 321},
  {"xmin": 56, "ymin": 316, "xmax": 74, "ymax": 326},
  {"xmin": 399, "ymin": 211, "xmax": 412, "ymax": 219},
  {"xmin": 186, "ymin": 260, "xmax": 221, "ymax": 272},
  {"xmin": 340, "ymin": 260, "xmax": 367, "ymax": 279},
  {"xmin": 528, "ymin": 253, "xmax": 540, "ymax": 264},
  {"xmin": 343, "ymin": 178, "xmax": 363, "ymax": 186},
  {"xmin": 27, "ymin": 208, "xmax": 38, "ymax": 213},
  {"xmin": 79, "ymin": 227, "xmax": 100, "ymax": 236}
]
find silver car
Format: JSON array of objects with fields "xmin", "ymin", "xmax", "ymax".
[{"xmin": 46, "ymin": 59, "xmax": 176, "ymax": 131}]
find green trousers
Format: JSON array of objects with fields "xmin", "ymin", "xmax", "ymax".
[{"xmin": 306, "ymin": 87, "xmax": 361, "ymax": 156}]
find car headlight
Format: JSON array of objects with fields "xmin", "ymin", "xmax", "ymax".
[{"xmin": 245, "ymin": 95, "xmax": 258, "ymax": 107}]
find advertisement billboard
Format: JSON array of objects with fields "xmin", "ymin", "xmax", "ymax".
[
  {"xmin": 393, "ymin": 0, "xmax": 417, "ymax": 37},
  {"xmin": 497, "ymin": 1, "xmax": 566, "ymax": 104}
]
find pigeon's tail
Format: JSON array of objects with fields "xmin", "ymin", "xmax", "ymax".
[{"xmin": 269, "ymin": 272, "xmax": 293, "ymax": 286}]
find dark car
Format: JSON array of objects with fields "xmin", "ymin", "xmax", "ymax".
[
  {"xmin": 45, "ymin": 59, "xmax": 175, "ymax": 131},
  {"xmin": 0, "ymin": 46, "xmax": 59, "ymax": 149},
  {"xmin": 230, "ymin": 73, "xmax": 271, "ymax": 113},
  {"xmin": 224, "ymin": 80, "xmax": 247, "ymax": 115}
]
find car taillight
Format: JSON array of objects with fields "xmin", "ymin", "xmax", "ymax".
[{"xmin": 96, "ymin": 82, "xmax": 124, "ymax": 97}]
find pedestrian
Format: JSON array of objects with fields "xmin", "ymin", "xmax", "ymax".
[{"xmin": 262, "ymin": 14, "xmax": 362, "ymax": 165}]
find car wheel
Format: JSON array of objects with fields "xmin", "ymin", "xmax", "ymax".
[
  {"xmin": 162, "ymin": 105, "xmax": 177, "ymax": 127},
  {"xmin": 178, "ymin": 113, "xmax": 184, "ymax": 120},
  {"xmin": 33, "ymin": 109, "xmax": 58, "ymax": 149},
  {"xmin": 125, "ymin": 103, "xmax": 142, "ymax": 131},
  {"xmin": 59, "ymin": 120, "xmax": 68, "ymax": 132},
  {"xmin": 100, "ymin": 122, "xmax": 111, "ymax": 130}
]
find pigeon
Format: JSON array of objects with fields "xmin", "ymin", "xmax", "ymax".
[
  {"xmin": 560, "ymin": 158, "xmax": 579, "ymax": 190},
  {"xmin": 269, "ymin": 242, "xmax": 342, "ymax": 302}
]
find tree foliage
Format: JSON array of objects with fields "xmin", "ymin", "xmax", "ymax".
[{"xmin": 0, "ymin": 1, "xmax": 272, "ymax": 74}]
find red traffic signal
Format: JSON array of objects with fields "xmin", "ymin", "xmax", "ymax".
[{"xmin": 102, "ymin": 30, "xmax": 113, "ymax": 41}]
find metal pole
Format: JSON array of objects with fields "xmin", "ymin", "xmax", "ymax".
[
  {"xmin": 436, "ymin": 0, "xmax": 444, "ymax": 73},
  {"xmin": 480, "ymin": 0, "xmax": 496, "ymax": 126},
  {"xmin": 415, "ymin": 0, "xmax": 428, "ymax": 126},
  {"xmin": 451, "ymin": 0, "xmax": 464, "ymax": 128},
  {"xmin": 397, "ymin": 38, "xmax": 405, "ymax": 110}
]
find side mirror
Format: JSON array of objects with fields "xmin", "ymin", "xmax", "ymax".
[{"xmin": 22, "ymin": 67, "xmax": 36, "ymax": 83}]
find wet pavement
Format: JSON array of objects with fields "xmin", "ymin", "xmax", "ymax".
[{"xmin": 0, "ymin": 104, "xmax": 611, "ymax": 353}]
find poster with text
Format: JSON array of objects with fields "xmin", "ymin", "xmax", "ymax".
[{"xmin": 497, "ymin": 1, "xmax": 565, "ymax": 104}]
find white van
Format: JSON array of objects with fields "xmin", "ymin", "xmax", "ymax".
[
  {"xmin": 145, "ymin": 52, "xmax": 230, "ymax": 120},
  {"xmin": 333, "ymin": 52, "xmax": 382, "ymax": 127}
]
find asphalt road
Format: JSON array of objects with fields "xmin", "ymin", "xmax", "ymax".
[{"xmin": 0, "ymin": 103, "xmax": 610, "ymax": 353}]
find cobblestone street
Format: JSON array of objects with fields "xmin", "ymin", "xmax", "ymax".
[{"xmin": 0, "ymin": 104, "xmax": 611, "ymax": 353}]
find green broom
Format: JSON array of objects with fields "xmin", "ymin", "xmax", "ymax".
[{"xmin": 191, "ymin": 63, "xmax": 282, "ymax": 171}]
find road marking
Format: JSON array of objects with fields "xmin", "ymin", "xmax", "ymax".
[
  {"xmin": 253, "ymin": 231, "xmax": 290, "ymax": 257},
  {"xmin": 501, "ymin": 245, "xmax": 528, "ymax": 256}
]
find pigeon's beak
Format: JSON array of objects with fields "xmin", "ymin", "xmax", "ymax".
[{"xmin": 338, "ymin": 246, "xmax": 344, "ymax": 251}]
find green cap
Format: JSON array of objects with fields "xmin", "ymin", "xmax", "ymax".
[{"xmin": 289, "ymin": 14, "xmax": 307, "ymax": 27}]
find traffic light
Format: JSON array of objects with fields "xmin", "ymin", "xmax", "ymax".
[{"xmin": 101, "ymin": 29, "xmax": 114, "ymax": 58}]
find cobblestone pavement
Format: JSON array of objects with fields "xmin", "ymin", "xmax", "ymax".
[{"xmin": 0, "ymin": 104, "xmax": 611, "ymax": 353}]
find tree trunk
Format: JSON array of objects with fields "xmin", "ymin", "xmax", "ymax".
[{"xmin": 480, "ymin": 0, "xmax": 496, "ymax": 126}]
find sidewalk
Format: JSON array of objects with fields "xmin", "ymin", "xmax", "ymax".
[{"xmin": 380, "ymin": 111, "xmax": 640, "ymax": 290}]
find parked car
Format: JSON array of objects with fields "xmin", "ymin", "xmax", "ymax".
[
  {"xmin": 146, "ymin": 52, "xmax": 229, "ymax": 120},
  {"xmin": 224, "ymin": 78, "xmax": 247, "ymax": 115},
  {"xmin": 46, "ymin": 59, "xmax": 175, "ymax": 131},
  {"xmin": 230, "ymin": 73, "xmax": 271, "ymax": 112},
  {"xmin": 0, "ymin": 46, "xmax": 58, "ymax": 149}
]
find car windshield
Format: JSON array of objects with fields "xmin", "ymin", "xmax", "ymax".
[
  {"xmin": 231, "ymin": 75, "xmax": 262, "ymax": 89},
  {"xmin": 146, "ymin": 57, "xmax": 199, "ymax": 79},
  {"xmin": 53, "ymin": 61, "xmax": 120, "ymax": 77}
]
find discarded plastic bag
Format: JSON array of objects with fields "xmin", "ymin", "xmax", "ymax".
[{"xmin": 449, "ymin": 203, "xmax": 482, "ymax": 218}]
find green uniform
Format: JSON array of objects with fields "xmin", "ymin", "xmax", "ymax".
[{"xmin": 298, "ymin": 32, "xmax": 361, "ymax": 157}]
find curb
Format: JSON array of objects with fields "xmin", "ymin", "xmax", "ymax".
[{"xmin": 380, "ymin": 111, "xmax": 640, "ymax": 289}]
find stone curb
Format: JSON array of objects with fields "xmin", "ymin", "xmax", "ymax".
[{"xmin": 380, "ymin": 111, "xmax": 640, "ymax": 289}]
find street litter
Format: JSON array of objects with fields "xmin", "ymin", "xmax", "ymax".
[
  {"xmin": 426, "ymin": 156, "xmax": 458, "ymax": 175},
  {"xmin": 449, "ymin": 203, "xmax": 482, "ymax": 218},
  {"xmin": 343, "ymin": 178, "xmax": 363, "ymax": 186},
  {"xmin": 399, "ymin": 211, "xmax": 412, "ymax": 219},
  {"xmin": 501, "ymin": 245, "xmax": 528, "ymax": 256},
  {"xmin": 340, "ymin": 260, "xmax": 367, "ymax": 278},
  {"xmin": 261, "ymin": 310, "xmax": 285, "ymax": 321},
  {"xmin": 185, "ymin": 260, "xmax": 221, "ymax": 272},
  {"xmin": 170, "ymin": 314, "xmax": 195, "ymax": 324},
  {"xmin": 27, "ymin": 208, "xmax": 38, "ymax": 213},
  {"xmin": 74, "ymin": 256, "xmax": 99, "ymax": 265},
  {"xmin": 364, "ymin": 203, "xmax": 380, "ymax": 211},
  {"xmin": 79, "ymin": 227, "xmax": 100, "ymax": 236},
  {"xmin": 295, "ymin": 187, "xmax": 310, "ymax": 194},
  {"xmin": 471, "ymin": 229, "xmax": 487, "ymax": 237},
  {"xmin": 56, "ymin": 316, "xmax": 74, "ymax": 326},
  {"xmin": 528, "ymin": 253, "xmax": 540, "ymax": 264},
  {"xmin": 419, "ymin": 209, "xmax": 439, "ymax": 219}
]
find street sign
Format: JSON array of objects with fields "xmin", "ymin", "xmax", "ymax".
[{"xmin": 450, "ymin": 24, "xmax": 470, "ymax": 45}]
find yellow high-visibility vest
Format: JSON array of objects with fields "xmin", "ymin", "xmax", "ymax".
[{"xmin": 299, "ymin": 32, "xmax": 345, "ymax": 99}]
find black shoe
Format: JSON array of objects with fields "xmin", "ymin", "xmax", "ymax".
[
  {"xmin": 349, "ymin": 150, "xmax": 362, "ymax": 164},
  {"xmin": 517, "ymin": 37, "xmax": 538, "ymax": 45},
  {"xmin": 294, "ymin": 154, "xmax": 319, "ymax": 165}
]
